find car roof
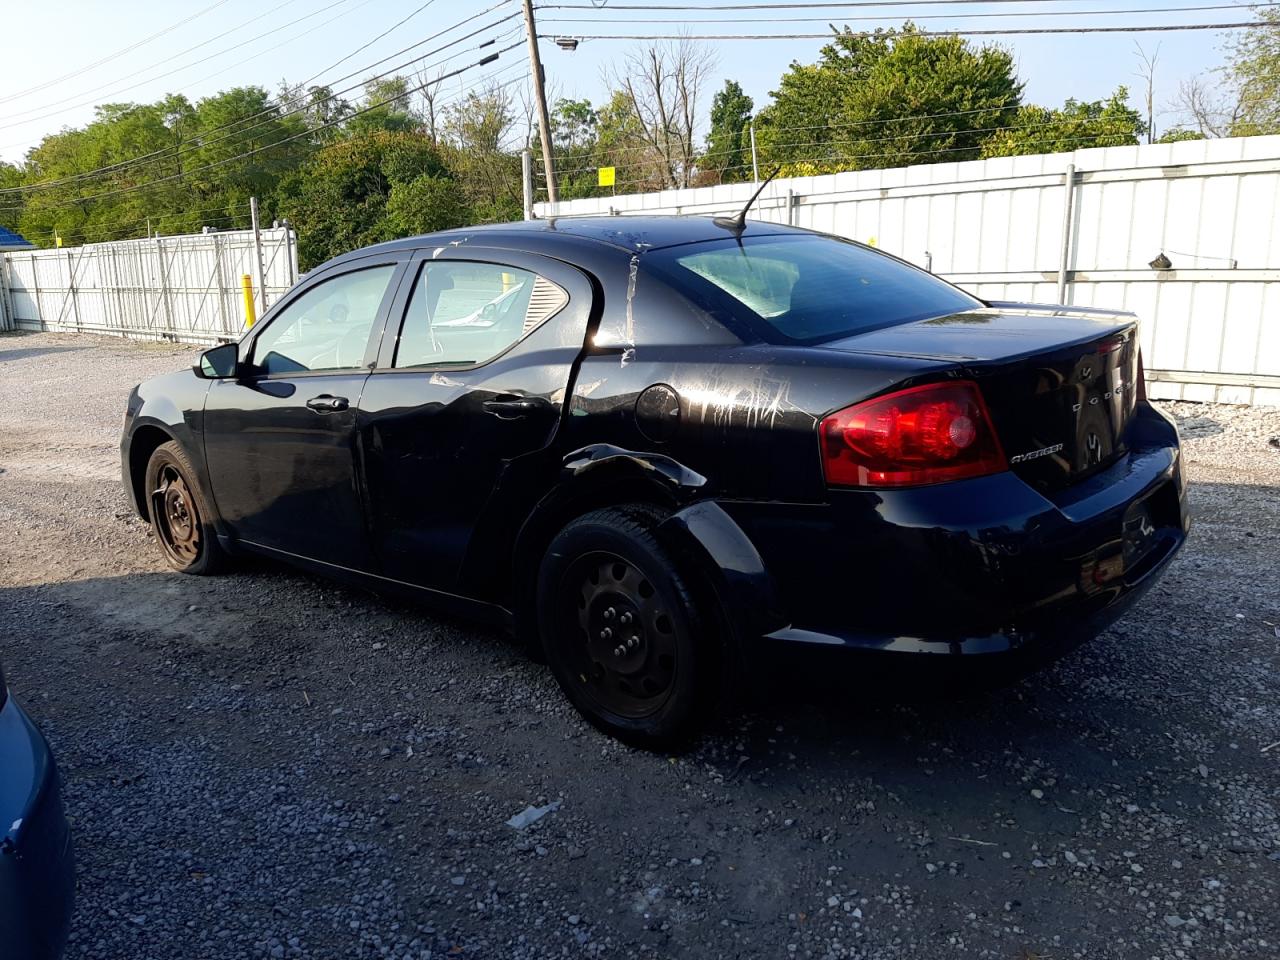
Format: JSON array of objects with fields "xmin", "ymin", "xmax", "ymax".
[{"xmin": 321, "ymin": 216, "xmax": 810, "ymax": 269}]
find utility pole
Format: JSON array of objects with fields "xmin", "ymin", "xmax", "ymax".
[
  {"xmin": 521, "ymin": 0, "xmax": 558, "ymax": 204},
  {"xmin": 521, "ymin": 149, "xmax": 534, "ymax": 220},
  {"xmin": 249, "ymin": 196, "xmax": 268, "ymax": 317},
  {"xmin": 749, "ymin": 122, "xmax": 760, "ymax": 183}
]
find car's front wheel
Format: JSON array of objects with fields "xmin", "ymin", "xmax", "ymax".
[
  {"xmin": 537, "ymin": 505, "xmax": 714, "ymax": 748},
  {"xmin": 144, "ymin": 440, "xmax": 227, "ymax": 575}
]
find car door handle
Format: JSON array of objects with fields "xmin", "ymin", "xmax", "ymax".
[
  {"xmin": 306, "ymin": 394, "xmax": 349, "ymax": 412},
  {"xmin": 483, "ymin": 396, "xmax": 545, "ymax": 419}
]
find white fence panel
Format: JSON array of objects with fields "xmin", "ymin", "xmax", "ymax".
[
  {"xmin": 0, "ymin": 227, "xmax": 297, "ymax": 343},
  {"xmin": 538, "ymin": 135, "xmax": 1280, "ymax": 406}
]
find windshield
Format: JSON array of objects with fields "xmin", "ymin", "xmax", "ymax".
[{"xmin": 645, "ymin": 233, "xmax": 981, "ymax": 345}]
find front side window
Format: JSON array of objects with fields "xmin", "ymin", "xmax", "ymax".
[
  {"xmin": 394, "ymin": 261, "xmax": 567, "ymax": 368},
  {"xmin": 252, "ymin": 265, "xmax": 396, "ymax": 374},
  {"xmin": 645, "ymin": 234, "xmax": 980, "ymax": 345}
]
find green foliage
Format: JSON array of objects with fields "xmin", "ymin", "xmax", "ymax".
[
  {"xmin": 15, "ymin": 87, "xmax": 310, "ymax": 246},
  {"xmin": 703, "ymin": 80, "xmax": 754, "ymax": 183},
  {"xmin": 346, "ymin": 77, "xmax": 421, "ymax": 136},
  {"xmin": 438, "ymin": 88, "xmax": 522, "ymax": 223},
  {"xmin": 755, "ymin": 25, "xmax": 1023, "ymax": 174},
  {"xmin": 386, "ymin": 174, "xmax": 469, "ymax": 236},
  {"xmin": 982, "ymin": 87, "xmax": 1144, "ymax": 158},
  {"xmin": 283, "ymin": 130, "xmax": 451, "ymax": 268},
  {"xmin": 1225, "ymin": 6, "xmax": 1280, "ymax": 136},
  {"xmin": 546, "ymin": 98, "xmax": 602, "ymax": 200},
  {"xmin": 1156, "ymin": 128, "xmax": 1206, "ymax": 144}
]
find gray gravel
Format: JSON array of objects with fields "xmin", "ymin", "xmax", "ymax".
[{"xmin": 2, "ymin": 330, "xmax": 1278, "ymax": 960}]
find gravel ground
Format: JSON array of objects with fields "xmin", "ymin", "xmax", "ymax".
[{"xmin": 2, "ymin": 329, "xmax": 1278, "ymax": 960}]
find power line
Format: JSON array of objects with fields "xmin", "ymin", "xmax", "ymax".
[
  {"xmin": 541, "ymin": 0, "xmax": 1218, "ymax": 8},
  {"xmin": 1, "ymin": 6, "xmax": 522, "ymax": 197},
  {"xmin": 50, "ymin": 65, "xmax": 532, "ymax": 242},
  {"xmin": 546, "ymin": 127, "xmax": 1211, "ymax": 190},
  {"xmin": 0, "ymin": 0, "xmax": 235, "ymax": 105},
  {"xmin": 301, "ymin": 0, "xmax": 444, "ymax": 84},
  {"xmin": 545, "ymin": 113, "xmax": 1156, "ymax": 175},
  {"xmin": 2, "ymin": 42, "xmax": 526, "ymax": 213},
  {"xmin": 541, "ymin": 3, "xmax": 1261, "ymax": 24},
  {"xmin": 0, "ymin": 0, "xmax": 367, "ymax": 128},
  {"xmin": 544, "ymin": 22, "xmax": 1277, "ymax": 41}
]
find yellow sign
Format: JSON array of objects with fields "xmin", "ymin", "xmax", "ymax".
[{"xmin": 597, "ymin": 166, "xmax": 616, "ymax": 188}]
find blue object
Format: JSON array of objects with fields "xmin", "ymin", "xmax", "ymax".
[
  {"xmin": 0, "ymin": 225, "xmax": 35, "ymax": 250},
  {"xmin": 0, "ymin": 673, "xmax": 74, "ymax": 960}
]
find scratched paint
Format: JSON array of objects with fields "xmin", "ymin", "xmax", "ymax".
[
  {"xmin": 681, "ymin": 374, "xmax": 815, "ymax": 431},
  {"xmin": 621, "ymin": 254, "xmax": 639, "ymax": 367}
]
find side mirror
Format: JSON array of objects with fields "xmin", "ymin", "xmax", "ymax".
[{"xmin": 195, "ymin": 342, "xmax": 240, "ymax": 379}]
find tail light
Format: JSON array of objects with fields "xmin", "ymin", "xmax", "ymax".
[
  {"xmin": 820, "ymin": 380, "xmax": 1007, "ymax": 488},
  {"xmin": 1136, "ymin": 348, "xmax": 1147, "ymax": 401}
]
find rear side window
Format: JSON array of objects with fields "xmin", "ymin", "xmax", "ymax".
[
  {"xmin": 394, "ymin": 261, "xmax": 568, "ymax": 368},
  {"xmin": 645, "ymin": 234, "xmax": 979, "ymax": 344}
]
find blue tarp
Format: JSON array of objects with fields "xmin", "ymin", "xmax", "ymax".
[{"xmin": 0, "ymin": 225, "xmax": 34, "ymax": 249}]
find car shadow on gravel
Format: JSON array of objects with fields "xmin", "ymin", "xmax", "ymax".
[{"xmin": 0, "ymin": 342, "xmax": 91, "ymax": 363}]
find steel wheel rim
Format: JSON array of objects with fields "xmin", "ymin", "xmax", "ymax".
[
  {"xmin": 152, "ymin": 464, "xmax": 201, "ymax": 566},
  {"xmin": 554, "ymin": 550, "xmax": 679, "ymax": 721}
]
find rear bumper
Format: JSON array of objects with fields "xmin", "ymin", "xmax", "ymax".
[
  {"xmin": 719, "ymin": 401, "xmax": 1187, "ymax": 674},
  {"xmin": 0, "ymin": 696, "xmax": 75, "ymax": 960}
]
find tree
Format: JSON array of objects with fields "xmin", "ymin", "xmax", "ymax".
[
  {"xmin": 1155, "ymin": 127, "xmax": 1205, "ymax": 144},
  {"xmin": 703, "ymin": 80, "xmax": 754, "ymax": 183},
  {"xmin": 346, "ymin": 76, "xmax": 421, "ymax": 136},
  {"xmin": 982, "ymin": 87, "xmax": 1144, "ymax": 158},
  {"xmin": 1173, "ymin": 74, "xmax": 1242, "ymax": 138},
  {"xmin": 755, "ymin": 24, "xmax": 1022, "ymax": 174},
  {"xmin": 283, "ymin": 130, "xmax": 451, "ymax": 268},
  {"xmin": 439, "ymin": 83, "xmax": 523, "ymax": 223},
  {"xmin": 1156, "ymin": 127, "xmax": 1206, "ymax": 144},
  {"xmin": 604, "ymin": 40, "xmax": 716, "ymax": 188},
  {"xmin": 385, "ymin": 174, "xmax": 469, "ymax": 235},
  {"xmin": 543, "ymin": 98, "xmax": 601, "ymax": 200},
  {"xmin": 1224, "ymin": 6, "xmax": 1280, "ymax": 135},
  {"xmin": 1173, "ymin": 9, "xmax": 1280, "ymax": 139},
  {"xmin": 0, "ymin": 162, "xmax": 24, "ymax": 231},
  {"xmin": 1133, "ymin": 42, "xmax": 1160, "ymax": 144}
]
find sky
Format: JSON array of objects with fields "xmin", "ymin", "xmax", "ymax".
[{"xmin": 0, "ymin": 0, "xmax": 1253, "ymax": 166}]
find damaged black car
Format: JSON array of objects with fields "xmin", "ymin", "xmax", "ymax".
[{"xmin": 121, "ymin": 215, "xmax": 1188, "ymax": 745}]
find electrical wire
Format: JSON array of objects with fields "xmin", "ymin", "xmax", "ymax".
[
  {"xmin": 296, "ymin": 0, "xmax": 444, "ymax": 85},
  {"xmin": 0, "ymin": 0, "xmax": 367, "ymax": 128},
  {"xmin": 2, "ymin": 41, "xmax": 526, "ymax": 212},
  {"xmin": 0, "ymin": 6, "xmax": 523, "ymax": 196},
  {"xmin": 0, "ymin": 0, "xmax": 235, "ymax": 105},
  {"xmin": 541, "ymin": 3, "xmax": 1260, "ymax": 24},
  {"xmin": 542, "ymin": 129, "xmax": 1219, "ymax": 191},
  {"xmin": 541, "ymin": 0, "xmax": 1263, "ymax": 7},
  {"xmin": 544, "ymin": 22, "xmax": 1276, "ymax": 41},
  {"xmin": 545, "ymin": 113, "xmax": 1158, "ymax": 175},
  {"xmin": 53, "ymin": 63, "xmax": 531, "ymax": 242}
]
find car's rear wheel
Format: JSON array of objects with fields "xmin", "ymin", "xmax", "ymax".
[
  {"xmin": 145, "ymin": 440, "xmax": 226, "ymax": 575},
  {"xmin": 537, "ymin": 505, "xmax": 712, "ymax": 748}
]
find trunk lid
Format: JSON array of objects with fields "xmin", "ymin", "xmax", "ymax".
[{"xmin": 823, "ymin": 304, "xmax": 1141, "ymax": 493}]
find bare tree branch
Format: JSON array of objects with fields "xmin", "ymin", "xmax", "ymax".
[{"xmin": 604, "ymin": 39, "xmax": 716, "ymax": 189}]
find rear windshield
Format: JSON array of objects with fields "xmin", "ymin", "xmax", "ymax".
[{"xmin": 644, "ymin": 233, "xmax": 980, "ymax": 344}]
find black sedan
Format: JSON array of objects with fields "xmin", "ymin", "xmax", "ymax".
[
  {"xmin": 1, "ymin": 661, "xmax": 75, "ymax": 959},
  {"xmin": 121, "ymin": 216, "xmax": 1187, "ymax": 744}
]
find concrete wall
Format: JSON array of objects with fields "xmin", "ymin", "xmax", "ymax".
[{"xmin": 538, "ymin": 135, "xmax": 1280, "ymax": 406}]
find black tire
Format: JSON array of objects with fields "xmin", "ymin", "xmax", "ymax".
[
  {"xmin": 537, "ymin": 504, "xmax": 715, "ymax": 748},
  {"xmin": 144, "ymin": 440, "xmax": 227, "ymax": 575}
]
